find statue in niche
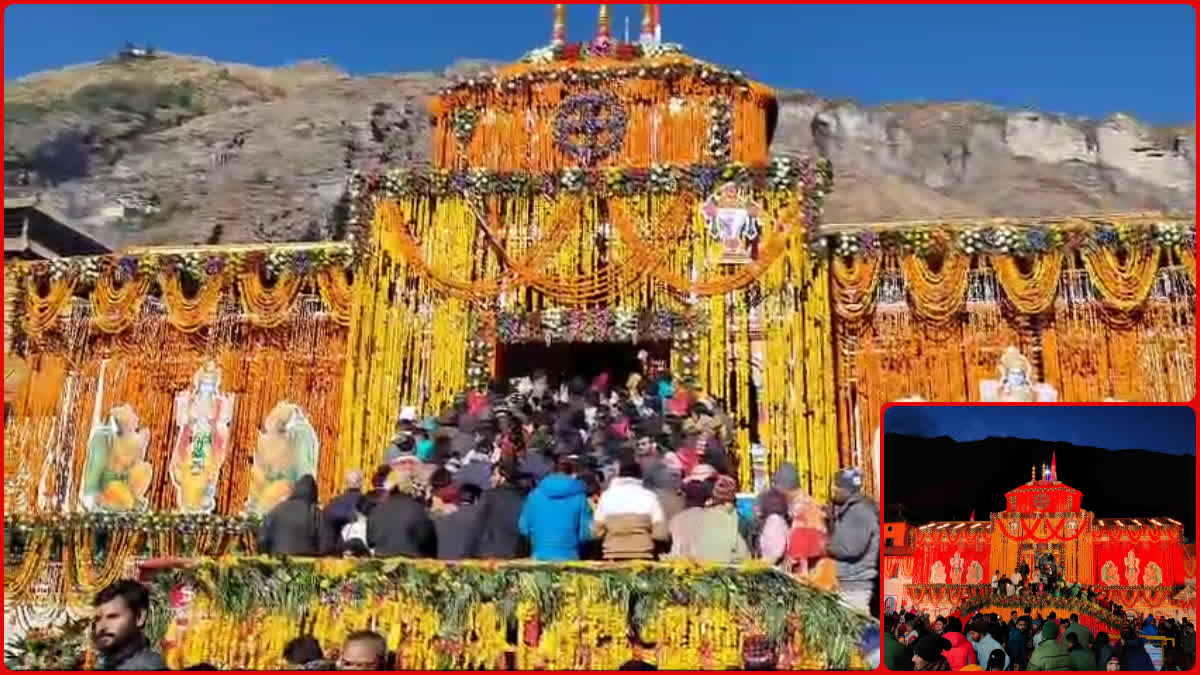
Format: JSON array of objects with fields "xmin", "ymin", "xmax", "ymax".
[
  {"xmin": 169, "ymin": 361, "xmax": 234, "ymax": 513},
  {"xmin": 701, "ymin": 182, "xmax": 762, "ymax": 264},
  {"xmin": 80, "ymin": 404, "xmax": 153, "ymax": 511},
  {"xmin": 980, "ymin": 347, "xmax": 1058, "ymax": 402},
  {"xmin": 246, "ymin": 402, "xmax": 320, "ymax": 515}
]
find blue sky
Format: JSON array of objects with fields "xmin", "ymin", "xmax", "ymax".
[
  {"xmin": 4, "ymin": 4, "xmax": 1195, "ymax": 125},
  {"xmin": 884, "ymin": 406, "xmax": 1196, "ymax": 456}
]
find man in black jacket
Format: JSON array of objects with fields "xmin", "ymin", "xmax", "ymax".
[
  {"xmin": 321, "ymin": 470, "xmax": 364, "ymax": 554},
  {"xmin": 92, "ymin": 580, "xmax": 167, "ymax": 670},
  {"xmin": 259, "ymin": 474, "xmax": 321, "ymax": 556},
  {"xmin": 367, "ymin": 472, "xmax": 436, "ymax": 557},
  {"xmin": 471, "ymin": 460, "xmax": 529, "ymax": 559}
]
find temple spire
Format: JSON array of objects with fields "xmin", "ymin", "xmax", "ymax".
[
  {"xmin": 1051, "ymin": 452, "xmax": 1058, "ymax": 482},
  {"xmin": 552, "ymin": 4, "xmax": 567, "ymax": 48},
  {"xmin": 640, "ymin": 4, "xmax": 654, "ymax": 42},
  {"xmin": 596, "ymin": 4, "xmax": 611, "ymax": 40}
]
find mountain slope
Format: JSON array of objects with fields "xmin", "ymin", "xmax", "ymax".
[
  {"xmin": 883, "ymin": 433, "xmax": 1196, "ymax": 539},
  {"xmin": 4, "ymin": 53, "xmax": 1194, "ymax": 248}
]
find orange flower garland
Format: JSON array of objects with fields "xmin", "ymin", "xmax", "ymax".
[
  {"xmin": 990, "ymin": 251, "xmax": 1063, "ymax": 315},
  {"xmin": 159, "ymin": 271, "xmax": 228, "ymax": 333},
  {"xmin": 899, "ymin": 252, "xmax": 971, "ymax": 325},
  {"xmin": 91, "ymin": 271, "xmax": 153, "ymax": 333},
  {"xmin": 237, "ymin": 270, "xmax": 304, "ymax": 328},
  {"xmin": 1079, "ymin": 245, "xmax": 1160, "ymax": 324}
]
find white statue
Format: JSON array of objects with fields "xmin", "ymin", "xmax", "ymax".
[{"xmin": 980, "ymin": 347, "xmax": 1058, "ymax": 403}]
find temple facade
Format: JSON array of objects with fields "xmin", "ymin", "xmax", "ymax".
[{"xmin": 884, "ymin": 456, "xmax": 1196, "ymax": 622}]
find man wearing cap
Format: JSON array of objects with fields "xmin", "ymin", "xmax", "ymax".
[{"xmin": 827, "ymin": 468, "xmax": 879, "ymax": 614}]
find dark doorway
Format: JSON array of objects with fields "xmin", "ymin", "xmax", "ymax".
[{"xmin": 497, "ymin": 341, "xmax": 670, "ymax": 388}]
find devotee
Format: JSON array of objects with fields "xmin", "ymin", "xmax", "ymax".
[
  {"xmin": 337, "ymin": 631, "xmax": 388, "ymax": 670},
  {"xmin": 322, "ymin": 470, "xmax": 365, "ymax": 554},
  {"xmin": 912, "ymin": 634, "xmax": 953, "ymax": 671},
  {"xmin": 92, "ymin": 580, "xmax": 168, "ymax": 670},
  {"xmin": 665, "ymin": 479, "xmax": 714, "ymax": 560},
  {"xmin": 1007, "ymin": 615, "xmax": 1031, "ymax": 670},
  {"xmin": 518, "ymin": 454, "xmax": 593, "ymax": 561},
  {"xmin": 699, "ymin": 474, "xmax": 751, "ymax": 563},
  {"xmin": 966, "ymin": 621, "xmax": 1008, "ymax": 671},
  {"xmin": 258, "ymin": 474, "xmax": 321, "ymax": 556},
  {"xmin": 756, "ymin": 488, "xmax": 792, "ymax": 569},
  {"xmin": 366, "ymin": 471, "xmax": 436, "ymax": 558},
  {"xmin": 827, "ymin": 468, "xmax": 879, "ymax": 614},
  {"xmin": 1062, "ymin": 612, "xmax": 1092, "ymax": 651},
  {"xmin": 984, "ymin": 649, "xmax": 1006, "ymax": 672},
  {"xmin": 940, "ymin": 617, "xmax": 978, "ymax": 670},
  {"xmin": 884, "ymin": 615, "xmax": 914, "ymax": 671},
  {"xmin": 283, "ymin": 636, "xmax": 330, "ymax": 670},
  {"xmin": 592, "ymin": 458, "xmax": 668, "ymax": 560},
  {"xmin": 1117, "ymin": 628, "xmax": 1154, "ymax": 671},
  {"xmin": 1065, "ymin": 632, "xmax": 1097, "ymax": 671},
  {"xmin": 469, "ymin": 459, "xmax": 529, "ymax": 559},
  {"xmin": 1028, "ymin": 621, "xmax": 1070, "ymax": 671},
  {"xmin": 434, "ymin": 484, "xmax": 483, "ymax": 560}
]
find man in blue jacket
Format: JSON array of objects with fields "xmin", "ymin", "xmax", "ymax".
[
  {"xmin": 518, "ymin": 455, "xmax": 593, "ymax": 560},
  {"xmin": 1118, "ymin": 628, "xmax": 1155, "ymax": 671},
  {"xmin": 1008, "ymin": 615, "xmax": 1031, "ymax": 670}
]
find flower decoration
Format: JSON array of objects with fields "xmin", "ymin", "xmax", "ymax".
[
  {"xmin": 706, "ymin": 97, "xmax": 733, "ymax": 162},
  {"xmin": 834, "ymin": 233, "xmax": 861, "ymax": 258},
  {"xmin": 49, "ymin": 258, "xmax": 72, "ymax": 281},
  {"xmin": 648, "ymin": 164, "xmax": 677, "ymax": 194},
  {"xmin": 553, "ymin": 92, "xmax": 628, "ymax": 165},
  {"xmin": 989, "ymin": 227, "xmax": 1020, "ymax": 254},
  {"xmin": 449, "ymin": 108, "xmax": 480, "ymax": 147},
  {"xmin": 901, "ymin": 229, "xmax": 934, "ymax": 256},
  {"xmin": 956, "ymin": 229, "xmax": 986, "ymax": 255},
  {"xmin": 1153, "ymin": 222, "xmax": 1186, "ymax": 247}
]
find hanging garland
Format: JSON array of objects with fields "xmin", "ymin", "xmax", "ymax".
[
  {"xmin": 989, "ymin": 251, "xmax": 1064, "ymax": 315},
  {"xmin": 142, "ymin": 556, "xmax": 872, "ymax": 671}
]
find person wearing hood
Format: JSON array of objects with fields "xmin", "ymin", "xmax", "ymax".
[
  {"xmin": 912, "ymin": 634, "xmax": 953, "ymax": 671},
  {"xmin": 470, "ymin": 460, "xmax": 529, "ymax": 559},
  {"xmin": 827, "ymin": 468, "xmax": 879, "ymax": 613},
  {"xmin": 1117, "ymin": 628, "xmax": 1154, "ymax": 671},
  {"xmin": 518, "ymin": 455, "xmax": 593, "ymax": 561},
  {"xmin": 1028, "ymin": 621, "xmax": 1071, "ymax": 671},
  {"xmin": 966, "ymin": 621, "xmax": 1008, "ymax": 671},
  {"xmin": 367, "ymin": 471, "xmax": 436, "ymax": 558},
  {"xmin": 592, "ymin": 458, "xmax": 668, "ymax": 560},
  {"xmin": 259, "ymin": 474, "xmax": 321, "ymax": 556},
  {"xmin": 940, "ymin": 617, "xmax": 978, "ymax": 670}
]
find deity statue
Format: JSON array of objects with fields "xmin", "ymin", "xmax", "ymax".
[
  {"xmin": 930, "ymin": 560, "xmax": 947, "ymax": 584},
  {"xmin": 980, "ymin": 347, "xmax": 1058, "ymax": 402},
  {"xmin": 1124, "ymin": 549, "xmax": 1141, "ymax": 585},
  {"xmin": 701, "ymin": 182, "xmax": 762, "ymax": 264},
  {"xmin": 967, "ymin": 561, "xmax": 985, "ymax": 585},
  {"xmin": 80, "ymin": 404, "xmax": 153, "ymax": 511},
  {"xmin": 949, "ymin": 551, "xmax": 965, "ymax": 584},
  {"xmin": 169, "ymin": 361, "xmax": 234, "ymax": 513},
  {"xmin": 246, "ymin": 401, "xmax": 320, "ymax": 516},
  {"xmin": 1143, "ymin": 562, "xmax": 1163, "ymax": 587},
  {"xmin": 1101, "ymin": 560, "xmax": 1120, "ymax": 586}
]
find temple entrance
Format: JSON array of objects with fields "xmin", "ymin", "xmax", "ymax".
[{"xmin": 497, "ymin": 341, "xmax": 671, "ymax": 387}]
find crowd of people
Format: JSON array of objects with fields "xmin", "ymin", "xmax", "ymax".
[
  {"xmin": 883, "ymin": 606, "xmax": 1196, "ymax": 672},
  {"xmin": 257, "ymin": 370, "xmax": 880, "ymax": 613},
  {"xmin": 74, "ymin": 369, "xmax": 881, "ymax": 671}
]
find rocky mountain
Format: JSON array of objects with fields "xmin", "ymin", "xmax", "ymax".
[
  {"xmin": 4, "ymin": 52, "xmax": 1194, "ymax": 248},
  {"xmin": 883, "ymin": 433, "xmax": 1196, "ymax": 539}
]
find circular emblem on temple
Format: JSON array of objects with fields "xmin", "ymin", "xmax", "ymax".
[
  {"xmin": 554, "ymin": 92, "xmax": 628, "ymax": 165},
  {"xmin": 1032, "ymin": 493, "xmax": 1050, "ymax": 511}
]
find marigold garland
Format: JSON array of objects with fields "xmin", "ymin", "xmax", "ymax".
[
  {"xmin": 237, "ymin": 270, "xmax": 304, "ymax": 328},
  {"xmin": 1079, "ymin": 245, "xmax": 1161, "ymax": 321},
  {"xmin": 90, "ymin": 271, "xmax": 153, "ymax": 333},
  {"xmin": 989, "ymin": 251, "xmax": 1063, "ymax": 315},
  {"xmin": 900, "ymin": 252, "xmax": 971, "ymax": 325}
]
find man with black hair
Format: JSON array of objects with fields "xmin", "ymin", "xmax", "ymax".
[
  {"xmin": 91, "ymin": 579, "xmax": 167, "ymax": 670},
  {"xmin": 1062, "ymin": 611, "xmax": 1092, "ymax": 652},
  {"xmin": 337, "ymin": 630, "xmax": 387, "ymax": 670},
  {"xmin": 284, "ymin": 635, "xmax": 331, "ymax": 669}
]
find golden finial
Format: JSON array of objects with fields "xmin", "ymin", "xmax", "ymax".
[
  {"xmin": 1031, "ymin": 465, "xmax": 1035, "ymax": 483},
  {"xmin": 552, "ymin": 4, "xmax": 567, "ymax": 47},
  {"xmin": 640, "ymin": 4, "xmax": 654, "ymax": 38},
  {"xmin": 597, "ymin": 4, "xmax": 611, "ymax": 39}
]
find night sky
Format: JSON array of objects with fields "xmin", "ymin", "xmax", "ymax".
[
  {"xmin": 882, "ymin": 406, "xmax": 1196, "ymax": 537},
  {"xmin": 884, "ymin": 406, "xmax": 1195, "ymax": 456}
]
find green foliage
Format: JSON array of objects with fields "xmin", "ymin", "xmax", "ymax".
[
  {"xmin": 4, "ymin": 102, "xmax": 48, "ymax": 125},
  {"xmin": 146, "ymin": 557, "xmax": 873, "ymax": 669},
  {"xmin": 4, "ymin": 618, "xmax": 91, "ymax": 670},
  {"xmin": 69, "ymin": 79, "xmax": 198, "ymax": 117}
]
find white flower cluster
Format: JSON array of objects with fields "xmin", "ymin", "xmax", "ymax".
[
  {"xmin": 560, "ymin": 168, "xmax": 586, "ymax": 192},
  {"xmin": 989, "ymin": 227, "xmax": 1020, "ymax": 254},
  {"xmin": 767, "ymin": 157, "xmax": 799, "ymax": 190},
  {"xmin": 522, "ymin": 46, "xmax": 556, "ymax": 65},
  {"xmin": 706, "ymin": 97, "xmax": 732, "ymax": 162},
  {"xmin": 1153, "ymin": 222, "xmax": 1186, "ymax": 247},
  {"xmin": 648, "ymin": 164, "xmax": 677, "ymax": 193},
  {"xmin": 834, "ymin": 233, "xmax": 861, "ymax": 258},
  {"xmin": 957, "ymin": 229, "xmax": 987, "ymax": 255},
  {"xmin": 49, "ymin": 258, "xmax": 73, "ymax": 281},
  {"xmin": 641, "ymin": 42, "xmax": 684, "ymax": 58}
]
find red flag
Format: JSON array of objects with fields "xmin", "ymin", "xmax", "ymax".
[
  {"xmin": 970, "ymin": 509, "xmax": 976, "ymax": 521},
  {"xmin": 1051, "ymin": 452, "xmax": 1058, "ymax": 481}
]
